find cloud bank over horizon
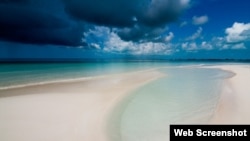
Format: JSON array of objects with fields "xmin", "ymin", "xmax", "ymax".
[
  {"xmin": 0, "ymin": 0, "xmax": 190, "ymax": 47},
  {"xmin": 0, "ymin": 0, "xmax": 250, "ymax": 59}
]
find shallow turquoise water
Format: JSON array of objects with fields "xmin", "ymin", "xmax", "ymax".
[
  {"xmin": 0, "ymin": 62, "xmax": 166, "ymax": 89},
  {"xmin": 0, "ymin": 62, "xmax": 211, "ymax": 89},
  {"xmin": 0, "ymin": 62, "xmax": 241, "ymax": 141},
  {"xmin": 110, "ymin": 67, "xmax": 235, "ymax": 141}
]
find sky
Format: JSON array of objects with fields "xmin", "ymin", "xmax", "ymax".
[{"xmin": 0, "ymin": 0, "xmax": 250, "ymax": 60}]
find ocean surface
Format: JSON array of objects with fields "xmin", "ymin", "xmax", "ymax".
[
  {"xmin": 0, "ymin": 62, "xmax": 165, "ymax": 89},
  {"xmin": 0, "ymin": 62, "xmax": 238, "ymax": 141},
  {"xmin": 0, "ymin": 62, "xmax": 216, "ymax": 89}
]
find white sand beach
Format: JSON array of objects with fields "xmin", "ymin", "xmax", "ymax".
[
  {"xmin": 0, "ymin": 64, "xmax": 250, "ymax": 141},
  {"xmin": 0, "ymin": 70, "xmax": 165, "ymax": 141},
  {"xmin": 209, "ymin": 65, "xmax": 250, "ymax": 124}
]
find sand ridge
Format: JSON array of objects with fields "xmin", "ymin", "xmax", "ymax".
[{"xmin": 0, "ymin": 69, "xmax": 165, "ymax": 141}]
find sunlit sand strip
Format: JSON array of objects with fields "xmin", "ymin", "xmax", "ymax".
[{"xmin": 0, "ymin": 69, "xmax": 165, "ymax": 141}]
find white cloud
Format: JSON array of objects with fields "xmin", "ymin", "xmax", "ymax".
[
  {"xmin": 180, "ymin": 0, "xmax": 190, "ymax": 7},
  {"xmin": 221, "ymin": 44, "xmax": 229, "ymax": 50},
  {"xmin": 84, "ymin": 25, "xmax": 175, "ymax": 55},
  {"xmin": 201, "ymin": 41, "xmax": 213, "ymax": 50},
  {"xmin": 192, "ymin": 15, "xmax": 209, "ymax": 25},
  {"xmin": 231, "ymin": 43, "xmax": 246, "ymax": 49},
  {"xmin": 212, "ymin": 37, "xmax": 225, "ymax": 47},
  {"xmin": 182, "ymin": 42, "xmax": 198, "ymax": 51},
  {"xmin": 225, "ymin": 22, "xmax": 250, "ymax": 43},
  {"xmin": 135, "ymin": 42, "xmax": 173, "ymax": 55},
  {"xmin": 181, "ymin": 42, "xmax": 188, "ymax": 49},
  {"xmin": 181, "ymin": 41, "xmax": 213, "ymax": 51},
  {"xmin": 220, "ymin": 43, "xmax": 246, "ymax": 50},
  {"xmin": 211, "ymin": 36, "xmax": 246, "ymax": 50},
  {"xmin": 190, "ymin": 42, "xmax": 197, "ymax": 48},
  {"xmin": 83, "ymin": 21, "xmax": 249, "ymax": 56},
  {"xmin": 165, "ymin": 32, "xmax": 174, "ymax": 42},
  {"xmin": 104, "ymin": 32, "xmax": 132, "ymax": 53},
  {"xmin": 104, "ymin": 31, "xmax": 174, "ymax": 55},
  {"xmin": 90, "ymin": 43, "xmax": 101, "ymax": 49},
  {"xmin": 186, "ymin": 27, "xmax": 203, "ymax": 40},
  {"xmin": 180, "ymin": 21, "xmax": 188, "ymax": 27}
]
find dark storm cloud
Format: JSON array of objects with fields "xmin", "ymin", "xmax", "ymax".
[
  {"xmin": 0, "ymin": 0, "xmax": 29, "ymax": 4},
  {"xmin": 0, "ymin": 1, "xmax": 85, "ymax": 46},
  {"xmin": 62, "ymin": 0, "xmax": 189, "ymax": 43},
  {"xmin": 63, "ymin": 0, "xmax": 188, "ymax": 27},
  {"xmin": 0, "ymin": 0, "xmax": 189, "ymax": 46},
  {"xmin": 136, "ymin": 0, "xmax": 187, "ymax": 27},
  {"xmin": 0, "ymin": 4, "xmax": 69, "ymax": 29},
  {"xmin": 117, "ymin": 25, "xmax": 167, "ymax": 42},
  {"xmin": 62, "ymin": 0, "xmax": 137, "ymax": 27}
]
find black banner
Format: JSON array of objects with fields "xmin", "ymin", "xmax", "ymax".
[{"xmin": 170, "ymin": 125, "xmax": 250, "ymax": 141}]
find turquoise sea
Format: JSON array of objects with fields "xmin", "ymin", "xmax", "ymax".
[
  {"xmin": 0, "ymin": 62, "xmax": 239, "ymax": 141},
  {"xmin": 0, "ymin": 62, "xmax": 164, "ymax": 89},
  {"xmin": 0, "ymin": 62, "xmax": 211, "ymax": 89}
]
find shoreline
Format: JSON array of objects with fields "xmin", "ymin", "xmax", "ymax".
[
  {"xmin": 1, "ymin": 64, "xmax": 250, "ymax": 141},
  {"xmin": 0, "ymin": 68, "xmax": 162, "ymax": 91},
  {"xmin": 209, "ymin": 65, "xmax": 250, "ymax": 124},
  {"xmin": 0, "ymin": 69, "xmax": 165, "ymax": 141}
]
